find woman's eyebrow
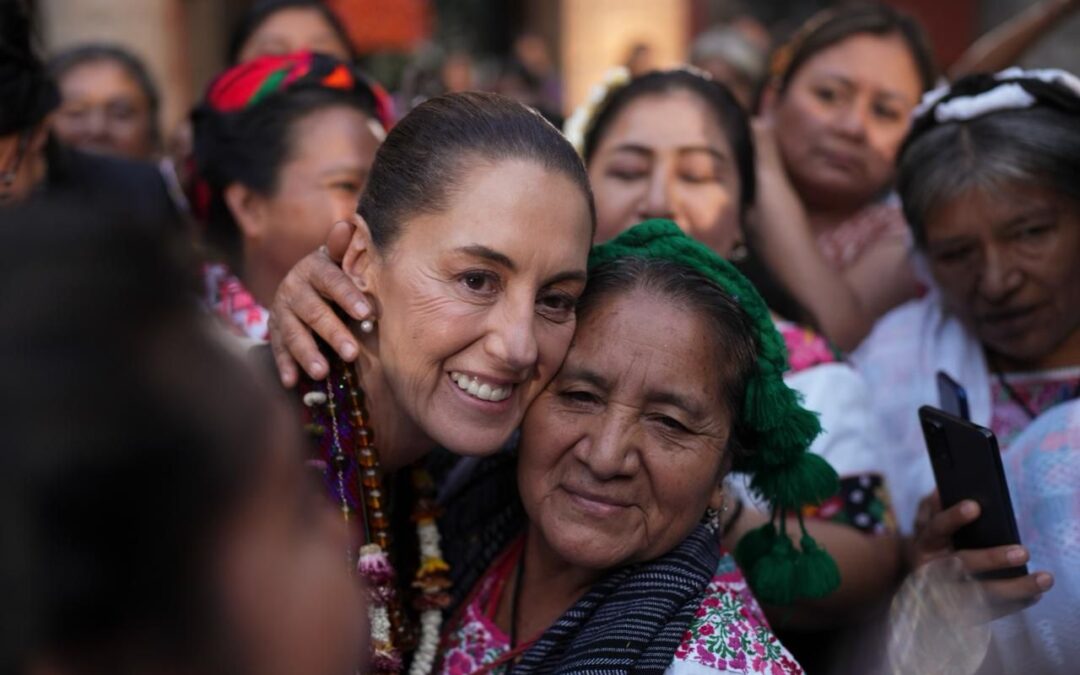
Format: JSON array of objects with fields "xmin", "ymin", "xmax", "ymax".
[
  {"xmin": 557, "ymin": 364, "xmax": 609, "ymax": 391},
  {"xmin": 456, "ymin": 244, "xmax": 516, "ymax": 271}
]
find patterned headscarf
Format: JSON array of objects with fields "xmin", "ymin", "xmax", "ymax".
[{"xmin": 590, "ymin": 220, "xmax": 841, "ymax": 605}]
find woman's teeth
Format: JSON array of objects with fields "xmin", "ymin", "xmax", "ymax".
[{"xmin": 450, "ymin": 372, "xmax": 512, "ymax": 402}]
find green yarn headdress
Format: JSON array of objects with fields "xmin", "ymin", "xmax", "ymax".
[{"xmin": 588, "ymin": 220, "xmax": 840, "ymax": 605}]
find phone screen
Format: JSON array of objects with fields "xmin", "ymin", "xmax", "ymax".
[{"xmin": 936, "ymin": 371, "xmax": 970, "ymax": 421}]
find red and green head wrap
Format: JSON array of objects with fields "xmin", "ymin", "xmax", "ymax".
[
  {"xmin": 202, "ymin": 50, "xmax": 394, "ymax": 128},
  {"xmin": 190, "ymin": 51, "xmax": 394, "ymax": 224},
  {"xmin": 589, "ymin": 219, "xmax": 840, "ymax": 605}
]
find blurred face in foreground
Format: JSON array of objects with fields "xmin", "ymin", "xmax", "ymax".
[{"xmin": 216, "ymin": 407, "xmax": 367, "ymax": 675}]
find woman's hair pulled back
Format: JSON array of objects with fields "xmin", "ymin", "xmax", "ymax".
[
  {"xmin": 897, "ymin": 93, "xmax": 1080, "ymax": 248},
  {"xmin": 771, "ymin": 3, "xmax": 937, "ymax": 95},
  {"xmin": 359, "ymin": 91, "xmax": 595, "ymax": 250}
]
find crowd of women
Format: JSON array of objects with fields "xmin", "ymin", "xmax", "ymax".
[{"xmin": 3, "ymin": 0, "xmax": 1079, "ymax": 674}]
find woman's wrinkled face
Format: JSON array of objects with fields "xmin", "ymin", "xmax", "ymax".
[
  {"xmin": 772, "ymin": 33, "xmax": 922, "ymax": 208},
  {"xmin": 53, "ymin": 59, "xmax": 156, "ymax": 160},
  {"xmin": 218, "ymin": 409, "xmax": 365, "ymax": 675},
  {"xmin": 237, "ymin": 7, "xmax": 352, "ymax": 62},
  {"xmin": 246, "ymin": 104, "xmax": 379, "ymax": 287},
  {"xmin": 364, "ymin": 159, "xmax": 593, "ymax": 456},
  {"xmin": 517, "ymin": 288, "xmax": 730, "ymax": 570},
  {"xmin": 924, "ymin": 184, "xmax": 1080, "ymax": 369},
  {"xmin": 589, "ymin": 90, "xmax": 743, "ymax": 255}
]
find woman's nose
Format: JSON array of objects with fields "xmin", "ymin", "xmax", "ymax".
[
  {"xmin": 484, "ymin": 296, "xmax": 539, "ymax": 374},
  {"xmin": 638, "ymin": 168, "xmax": 676, "ymax": 221},
  {"xmin": 832, "ymin": 101, "xmax": 869, "ymax": 141},
  {"xmin": 572, "ymin": 411, "xmax": 639, "ymax": 481},
  {"xmin": 977, "ymin": 245, "xmax": 1024, "ymax": 303}
]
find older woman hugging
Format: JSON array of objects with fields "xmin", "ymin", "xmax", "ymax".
[{"xmin": 438, "ymin": 221, "xmax": 838, "ymax": 674}]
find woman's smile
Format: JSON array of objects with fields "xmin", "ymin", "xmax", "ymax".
[{"xmin": 448, "ymin": 371, "xmax": 515, "ymax": 404}]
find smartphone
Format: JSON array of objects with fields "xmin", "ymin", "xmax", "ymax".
[
  {"xmin": 918, "ymin": 405, "xmax": 1027, "ymax": 579},
  {"xmin": 936, "ymin": 370, "xmax": 970, "ymax": 421}
]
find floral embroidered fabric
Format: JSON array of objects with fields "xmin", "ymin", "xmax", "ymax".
[
  {"xmin": 774, "ymin": 318, "xmax": 839, "ymax": 373},
  {"xmin": 989, "ymin": 366, "xmax": 1080, "ymax": 448},
  {"xmin": 202, "ymin": 262, "xmax": 270, "ymax": 341},
  {"xmin": 439, "ymin": 550, "xmax": 803, "ymax": 675}
]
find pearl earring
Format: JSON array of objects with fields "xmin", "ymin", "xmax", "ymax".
[{"xmin": 360, "ymin": 318, "xmax": 376, "ymax": 334}]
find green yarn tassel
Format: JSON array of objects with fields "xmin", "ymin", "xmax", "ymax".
[
  {"xmin": 749, "ymin": 530, "xmax": 800, "ymax": 606},
  {"xmin": 750, "ymin": 453, "xmax": 838, "ymax": 509},
  {"xmin": 795, "ymin": 533, "xmax": 841, "ymax": 600},
  {"xmin": 734, "ymin": 521, "xmax": 777, "ymax": 573}
]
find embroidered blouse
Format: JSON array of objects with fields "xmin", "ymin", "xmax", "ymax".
[
  {"xmin": 439, "ymin": 549, "xmax": 803, "ymax": 675},
  {"xmin": 202, "ymin": 262, "xmax": 270, "ymax": 342},
  {"xmin": 989, "ymin": 366, "xmax": 1080, "ymax": 447}
]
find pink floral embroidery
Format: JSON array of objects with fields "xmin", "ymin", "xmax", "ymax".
[
  {"xmin": 202, "ymin": 262, "xmax": 270, "ymax": 341},
  {"xmin": 776, "ymin": 319, "xmax": 837, "ymax": 373},
  {"xmin": 674, "ymin": 553, "xmax": 804, "ymax": 674},
  {"xmin": 439, "ymin": 574, "xmax": 510, "ymax": 674}
]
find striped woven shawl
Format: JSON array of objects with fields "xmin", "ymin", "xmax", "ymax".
[{"xmin": 512, "ymin": 524, "xmax": 720, "ymax": 674}]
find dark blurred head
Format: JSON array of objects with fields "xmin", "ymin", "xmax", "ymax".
[
  {"xmin": 48, "ymin": 44, "xmax": 161, "ymax": 160},
  {"xmin": 229, "ymin": 0, "xmax": 354, "ymax": 64},
  {"xmin": 897, "ymin": 71, "xmax": 1080, "ymax": 368},
  {"xmin": 192, "ymin": 53, "xmax": 384, "ymax": 296},
  {"xmin": 0, "ymin": 0, "xmax": 59, "ymax": 204},
  {"xmin": 764, "ymin": 3, "xmax": 936, "ymax": 211},
  {"xmin": 580, "ymin": 68, "xmax": 754, "ymax": 254},
  {"xmin": 0, "ymin": 201, "xmax": 363, "ymax": 675}
]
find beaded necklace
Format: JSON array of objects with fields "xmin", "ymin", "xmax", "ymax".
[{"xmin": 301, "ymin": 358, "xmax": 452, "ymax": 674}]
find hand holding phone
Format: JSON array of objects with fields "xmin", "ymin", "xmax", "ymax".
[
  {"xmin": 910, "ymin": 492, "xmax": 1054, "ymax": 620},
  {"xmin": 911, "ymin": 407, "xmax": 1055, "ymax": 619},
  {"xmin": 919, "ymin": 406, "xmax": 1023, "ymax": 575}
]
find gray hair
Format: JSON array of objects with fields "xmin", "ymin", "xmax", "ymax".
[{"xmin": 897, "ymin": 106, "xmax": 1080, "ymax": 247}]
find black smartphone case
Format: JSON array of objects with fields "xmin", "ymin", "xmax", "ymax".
[{"xmin": 918, "ymin": 405, "xmax": 1028, "ymax": 579}]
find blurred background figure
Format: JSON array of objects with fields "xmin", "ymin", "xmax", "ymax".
[
  {"xmin": 689, "ymin": 21, "xmax": 768, "ymax": 108},
  {"xmin": 623, "ymin": 41, "xmax": 655, "ymax": 76},
  {"xmin": 229, "ymin": 0, "xmax": 356, "ymax": 63},
  {"xmin": 749, "ymin": 3, "xmax": 938, "ymax": 351},
  {"xmin": 192, "ymin": 51, "xmax": 388, "ymax": 340},
  {"xmin": 0, "ymin": 0, "xmax": 177, "ymax": 223},
  {"xmin": 48, "ymin": 43, "xmax": 162, "ymax": 161},
  {"xmin": 0, "ymin": 200, "xmax": 366, "ymax": 675}
]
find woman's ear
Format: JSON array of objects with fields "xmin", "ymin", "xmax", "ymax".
[
  {"xmin": 708, "ymin": 482, "xmax": 727, "ymax": 513},
  {"xmin": 341, "ymin": 213, "xmax": 378, "ymax": 293},
  {"xmin": 223, "ymin": 182, "xmax": 267, "ymax": 242}
]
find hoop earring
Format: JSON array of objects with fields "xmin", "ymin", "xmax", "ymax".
[{"xmin": 729, "ymin": 241, "xmax": 749, "ymax": 263}]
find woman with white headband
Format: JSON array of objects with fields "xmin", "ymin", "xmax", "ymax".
[{"xmin": 854, "ymin": 68, "xmax": 1080, "ymax": 674}]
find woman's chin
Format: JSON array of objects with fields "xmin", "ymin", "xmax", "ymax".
[{"xmin": 429, "ymin": 422, "xmax": 518, "ymax": 457}]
